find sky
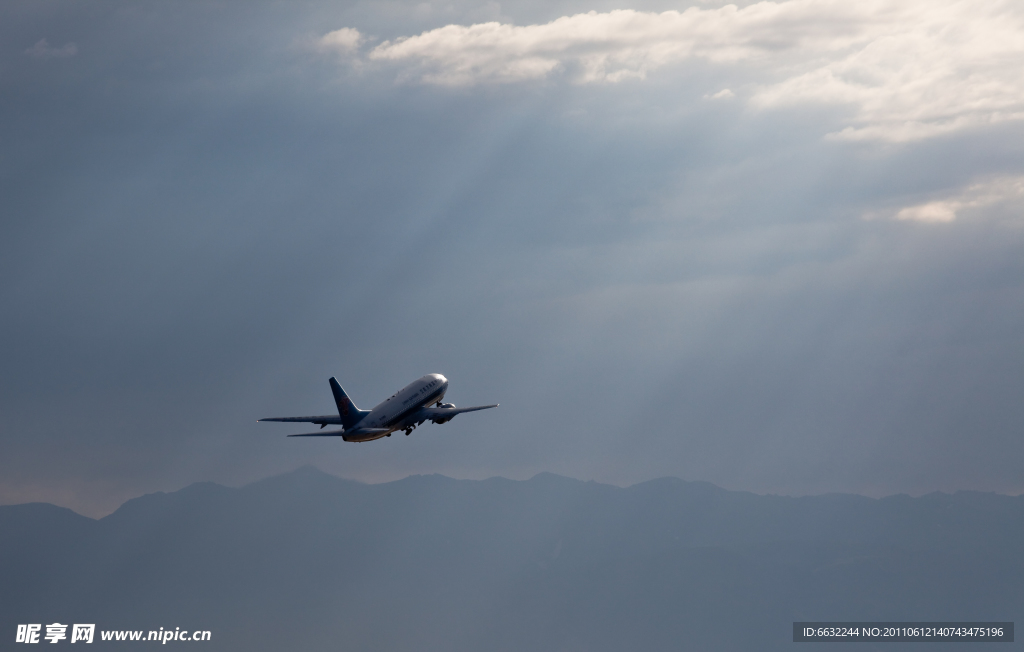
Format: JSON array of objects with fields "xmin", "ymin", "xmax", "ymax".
[{"xmin": 2, "ymin": 0, "xmax": 1023, "ymax": 517}]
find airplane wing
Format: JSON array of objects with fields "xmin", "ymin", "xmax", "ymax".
[
  {"xmin": 287, "ymin": 427, "xmax": 392, "ymax": 438},
  {"xmin": 258, "ymin": 415, "xmax": 342, "ymax": 424},
  {"xmin": 419, "ymin": 404, "xmax": 499, "ymax": 423}
]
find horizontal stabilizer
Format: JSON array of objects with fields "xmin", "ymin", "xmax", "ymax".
[
  {"xmin": 287, "ymin": 429, "xmax": 348, "ymax": 437},
  {"xmin": 258, "ymin": 415, "xmax": 342, "ymax": 424}
]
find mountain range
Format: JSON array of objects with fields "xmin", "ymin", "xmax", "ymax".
[{"xmin": 2, "ymin": 467, "xmax": 1021, "ymax": 650}]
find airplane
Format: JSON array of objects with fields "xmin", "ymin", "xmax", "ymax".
[{"xmin": 258, "ymin": 373, "xmax": 497, "ymax": 442}]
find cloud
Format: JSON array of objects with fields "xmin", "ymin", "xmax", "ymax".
[
  {"xmin": 881, "ymin": 175, "xmax": 1024, "ymax": 223},
  {"xmin": 319, "ymin": 27, "xmax": 364, "ymax": 54},
  {"xmin": 24, "ymin": 38, "xmax": 77, "ymax": 59},
  {"xmin": 754, "ymin": 1, "xmax": 1024, "ymax": 142},
  {"xmin": 706, "ymin": 88, "xmax": 735, "ymax": 100},
  {"xmin": 358, "ymin": 4, "xmax": 876, "ymax": 85},
  {"xmin": 896, "ymin": 201, "xmax": 958, "ymax": 223},
  {"xmin": 324, "ymin": 0, "xmax": 1024, "ymax": 142}
]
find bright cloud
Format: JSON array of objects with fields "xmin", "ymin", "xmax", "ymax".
[
  {"xmin": 322, "ymin": 0, "xmax": 1024, "ymax": 142},
  {"xmin": 706, "ymin": 88, "xmax": 735, "ymax": 100},
  {"xmin": 887, "ymin": 176, "xmax": 1024, "ymax": 223},
  {"xmin": 896, "ymin": 202, "xmax": 958, "ymax": 224},
  {"xmin": 319, "ymin": 27, "xmax": 364, "ymax": 53}
]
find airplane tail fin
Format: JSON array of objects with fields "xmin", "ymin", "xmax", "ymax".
[{"xmin": 329, "ymin": 377, "xmax": 368, "ymax": 430}]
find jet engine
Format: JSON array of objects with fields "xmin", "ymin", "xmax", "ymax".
[{"xmin": 432, "ymin": 402, "xmax": 457, "ymax": 424}]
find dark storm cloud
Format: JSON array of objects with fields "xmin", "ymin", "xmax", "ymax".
[{"xmin": 1, "ymin": 0, "xmax": 1022, "ymax": 516}]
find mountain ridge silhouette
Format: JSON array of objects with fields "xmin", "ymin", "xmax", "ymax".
[{"xmin": 2, "ymin": 466, "xmax": 1021, "ymax": 651}]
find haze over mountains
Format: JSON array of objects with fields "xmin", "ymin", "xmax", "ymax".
[{"xmin": 2, "ymin": 467, "xmax": 1021, "ymax": 651}]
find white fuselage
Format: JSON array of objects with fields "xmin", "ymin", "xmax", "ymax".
[
  {"xmin": 358, "ymin": 373, "xmax": 448, "ymax": 438},
  {"xmin": 260, "ymin": 372, "xmax": 496, "ymax": 441}
]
